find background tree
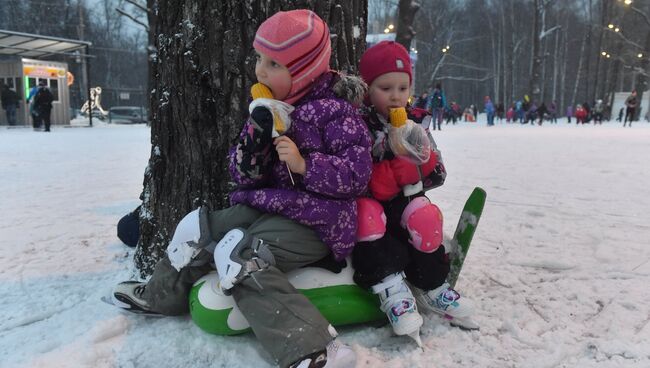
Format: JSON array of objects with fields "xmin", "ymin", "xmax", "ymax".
[
  {"xmin": 135, "ymin": 0, "xmax": 368, "ymax": 275},
  {"xmin": 395, "ymin": 0, "xmax": 420, "ymax": 51}
]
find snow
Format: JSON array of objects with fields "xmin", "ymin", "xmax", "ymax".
[{"xmin": 1, "ymin": 119, "xmax": 650, "ymax": 368}]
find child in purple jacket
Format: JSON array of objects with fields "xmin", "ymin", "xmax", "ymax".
[{"xmin": 112, "ymin": 10, "xmax": 371, "ymax": 368}]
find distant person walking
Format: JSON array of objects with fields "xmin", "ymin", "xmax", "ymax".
[
  {"xmin": 414, "ymin": 92, "xmax": 429, "ymax": 109},
  {"xmin": 616, "ymin": 107, "xmax": 624, "ymax": 122},
  {"xmin": 575, "ymin": 104, "xmax": 587, "ymax": 125},
  {"xmin": 566, "ymin": 105, "xmax": 573, "ymax": 123},
  {"xmin": 1, "ymin": 83, "xmax": 20, "ymax": 126},
  {"xmin": 32, "ymin": 80, "xmax": 54, "ymax": 132},
  {"xmin": 623, "ymin": 90, "xmax": 638, "ymax": 127},
  {"xmin": 548, "ymin": 101, "xmax": 557, "ymax": 123},
  {"xmin": 484, "ymin": 95, "xmax": 495, "ymax": 126},
  {"xmin": 496, "ymin": 102, "xmax": 504, "ymax": 122},
  {"xmin": 592, "ymin": 99, "xmax": 604, "ymax": 125},
  {"xmin": 537, "ymin": 102, "xmax": 548, "ymax": 125},
  {"xmin": 427, "ymin": 83, "xmax": 446, "ymax": 130}
]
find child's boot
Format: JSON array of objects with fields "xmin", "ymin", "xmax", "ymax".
[
  {"xmin": 111, "ymin": 281, "xmax": 160, "ymax": 316},
  {"xmin": 289, "ymin": 339, "xmax": 356, "ymax": 368},
  {"xmin": 372, "ymin": 273, "xmax": 423, "ymax": 345},
  {"xmin": 413, "ymin": 282, "xmax": 478, "ymax": 330}
]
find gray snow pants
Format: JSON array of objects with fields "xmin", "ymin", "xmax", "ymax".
[{"xmin": 142, "ymin": 204, "xmax": 333, "ymax": 367}]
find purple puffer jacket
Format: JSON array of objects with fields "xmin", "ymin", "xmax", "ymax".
[{"xmin": 229, "ymin": 72, "xmax": 373, "ymax": 260}]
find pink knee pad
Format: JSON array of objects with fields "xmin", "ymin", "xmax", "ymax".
[
  {"xmin": 356, "ymin": 197, "xmax": 387, "ymax": 242},
  {"xmin": 401, "ymin": 197, "xmax": 443, "ymax": 253}
]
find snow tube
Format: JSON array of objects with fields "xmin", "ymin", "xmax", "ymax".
[{"xmin": 189, "ymin": 262, "xmax": 385, "ymax": 335}]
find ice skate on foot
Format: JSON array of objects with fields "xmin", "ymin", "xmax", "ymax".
[{"xmin": 372, "ymin": 273, "xmax": 424, "ymax": 344}]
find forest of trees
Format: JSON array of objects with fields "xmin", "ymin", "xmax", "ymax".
[
  {"xmin": 370, "ymin": 0, "xmax": 650, "ymax": 113},
  {"xmin": 0, "ymin": 0, "xmax": 148, "ymax": 108}
]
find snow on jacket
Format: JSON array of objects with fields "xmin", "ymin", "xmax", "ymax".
[
  {"xmin": 362, "ymin": 106, "xmax": 446, "ymax": 202},
  {"xmin": 229, "ymin": 72, "xmax": 373, "ymax": 260}
]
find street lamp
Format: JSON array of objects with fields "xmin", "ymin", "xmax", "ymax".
[
  {"xmin": 384, "ymin": 28, "xmax": 390, "ymax": 34},
  {"xmin": 638, "ymin": 53, "xmax": 643, "ymax": 58},
  {"xmin": 388, "ymin": 24, "xmax": 394, "ymax": 30}
]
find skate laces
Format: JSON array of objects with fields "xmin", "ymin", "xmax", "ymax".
[
  {"xmin": 429, "ymin": 283, "xmax": 460, "ymax": 308},
  {"xmin": 438, "ymin": 288, "xmax": 460, "ymax": 305},
  {"xmin": 133, "ymin": 284, "xmax": 147, "ymax": 298},
  {"xmin": 390, "ymin": 299, "xmax": 416, "ymax": 317}
]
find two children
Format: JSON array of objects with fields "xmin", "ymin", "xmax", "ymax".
[
  {"xmin": 113, "ymin": 12, "xmax": 475, "ymax": 367},
  {"xmin": 113, "ymin": 10, "xmax": 372, "ymax": 368},
  {"xmin": 353, "ymin": 41, "xmax": 474, "ymax": 343}
]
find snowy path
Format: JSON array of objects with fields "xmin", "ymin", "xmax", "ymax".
[{"xmin": 1, "ymin": 120, "xmax": 649, "ymax": 368}]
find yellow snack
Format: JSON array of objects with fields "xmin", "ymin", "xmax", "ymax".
[
  {"xmin": 251, "ymin": 83, "xmax": 273, "ymax": 99},
  {"xmin": 389, "ymin": 107, "xmax": 408, "ymax": 128},
  {"xmin": 250, "ymin": 83, "xmax": 286, "ymax": 134}
]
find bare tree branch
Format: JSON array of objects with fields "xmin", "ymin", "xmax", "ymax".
[
  {"xmin": 116, "ymin": 7, "xmax": 149, "ymax": 31},
  {"xmin": 428, "ymin": 53, "xmax": 448, "ymax": 85},
  {"xmin": 630, "ymin": 6, "xmax": 650, "ymax": 28},
  {"xmin": 606, "ymin": 28, "xmax": 645, "ymax": 50},
  {"xmin": 443, "ymin": 62, "xmax": 491, "ymax": 72},
  {"xmin": 540, "ymin": 25, "xmax": 561, "ymax": 40},
  {"xmin": 125, "ymin": 0, "xmax": 151, "ymax": 14},
  {"xmin": 436, "ymin": 75, "xmax": 494, "ymax": 82}
]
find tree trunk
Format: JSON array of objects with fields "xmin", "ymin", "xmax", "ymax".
[
  {"xmin": 593, "ymin": 0, "xmax": 611, "ymax": 101},
  {"xmin": 571, "ymin": 32, "xmax": 587, "ymax": 107},
  {"xmin": 584, "ymin": 0, "xmax": 593, "ymax": 101},
  {"xmin": 551, "ymin": 29, "xmax": 559, "ymax": 103},
  {"xmin": 395, "ymin": 0, "xmax": 420, "ymax": 51},
  {"xmin": 529, "ymin": 0, "xmax": 542, "ymax": 102},
  {"xmin": 136, "ymin": 0, "xmax": 368, "ymax": 276},
  {"xmin": 633, "ymin": 29, "xmax": 650, "ymax": 120}
]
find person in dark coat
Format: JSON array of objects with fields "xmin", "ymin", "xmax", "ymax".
[
  {"xmin": 624, "ymin": 90, "xmax": 638, "ymax": 127},
  {"xmin": 537, "ymin": 102, "xmax": 548, "ymax": 125},
  {"xmin": 32, "ymin": 80, "xmax": 54, "ymax": 132},
  {"xmin": 1, "ymin": 83, "xmax": 20, "ymax": 126}
]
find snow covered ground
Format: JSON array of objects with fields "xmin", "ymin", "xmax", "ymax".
[{"xmin": 1, "ymin": 119, "xmax": 649, "ymax": 368}]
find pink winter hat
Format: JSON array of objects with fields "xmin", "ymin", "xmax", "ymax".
[{"xmin": 254, "ymin": 9, "xmax": 332, "ymax": 104}]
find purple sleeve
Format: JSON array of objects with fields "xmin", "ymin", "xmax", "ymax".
[{"xmin": 302, "ymin": 112, "xmax": 372, "ymax": 199}]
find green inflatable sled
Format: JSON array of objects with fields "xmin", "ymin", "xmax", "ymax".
[
  {"xmin": 189, "ymin": 261, "xmax": 385, "ymax": 335},
  {"xmin": 189, "ymin": 187, "xmax": 486, "ymax": 335}
]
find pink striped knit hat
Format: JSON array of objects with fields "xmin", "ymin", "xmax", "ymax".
[{"xmin": 254, "ymin": 9, "xmax": 332, "ymax": 104}]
